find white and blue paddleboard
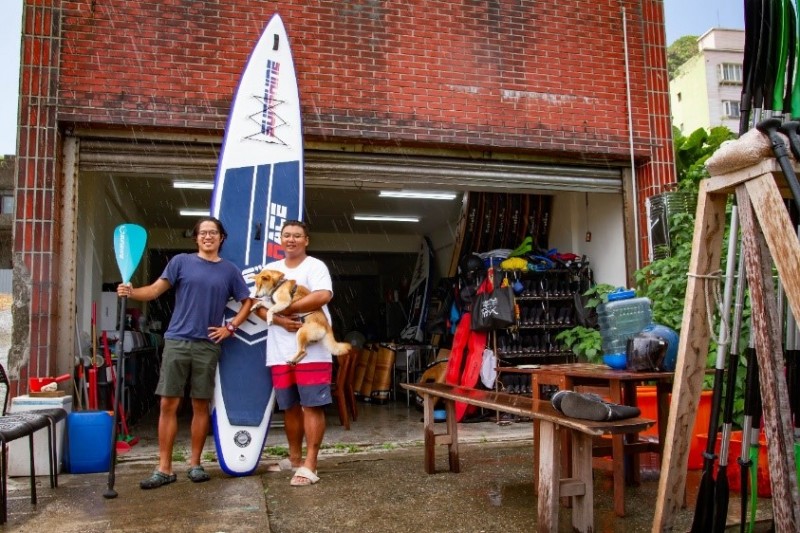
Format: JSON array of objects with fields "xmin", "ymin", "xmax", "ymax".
[
  {"xmin": 399, "ymin": 236, "xmax": 434, "ymax": 342},
  {"xmin": 210, "ymin": 13, "xmax": 303, "ymax": 476}
]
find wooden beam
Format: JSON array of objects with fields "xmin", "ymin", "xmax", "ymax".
[
  {"xmin": 652, "ymin": 178, "xmax": 728, "ymax": 531},
  {"xmin": 538, "ymin": 420, "xmax": 560, "ymax": 533},
  {"xmin": 737, "ymin": 184, "xmax": 800, "ymax": 531}
]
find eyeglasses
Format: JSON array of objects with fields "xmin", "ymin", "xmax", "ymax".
[
  {"xmin": 281, "ymin": 232, "xmax": 307, "ymax": 240},
  {"xmin": 197, "ymin": 230, "xmax": 220, "ymax": 237}
]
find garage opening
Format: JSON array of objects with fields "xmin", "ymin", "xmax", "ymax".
[{"xmin": 72, "ymin": 136, "xmax": 628, "ymax": 436}]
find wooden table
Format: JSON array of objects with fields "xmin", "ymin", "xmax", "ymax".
[{"xmin": 519, "ymin": 362, "xmax": 674, "ymax": 517}]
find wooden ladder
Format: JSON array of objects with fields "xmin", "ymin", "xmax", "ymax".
[{"xmin": 653, "ymin": 159, "xmax": 800, "ymax": 531}]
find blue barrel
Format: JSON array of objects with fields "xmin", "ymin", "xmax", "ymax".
[{"xmin": 64, "ymin": 411, "xmax": 113, "ymax": 474}]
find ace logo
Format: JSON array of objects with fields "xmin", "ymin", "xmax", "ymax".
[{"xmin": 266, "ymin": 202, "xmax": 288, "ymax": 260}]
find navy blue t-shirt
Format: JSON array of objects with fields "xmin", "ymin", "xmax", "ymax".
[{"xmin": 161, "ymin": 253, "xmax": 250, "ymax": 342}]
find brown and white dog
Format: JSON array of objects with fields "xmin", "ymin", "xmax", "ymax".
[{"xmin": 252, "ymin": 269, "xmax": 351, "ymax": 364}]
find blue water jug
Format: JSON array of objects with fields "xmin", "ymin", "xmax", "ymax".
[{"xmin": 597, "ymin": 288, "xmax": 652, "ymax": 361}]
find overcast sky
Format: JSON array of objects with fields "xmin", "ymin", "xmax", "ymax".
[{"xmin": 0, "ymin": 0, "xmax": 745, "ymax": 156}]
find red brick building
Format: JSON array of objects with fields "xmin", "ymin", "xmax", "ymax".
[{"xmin": 13, "ymin": 0, "xmax": 674, "ymax": 391}]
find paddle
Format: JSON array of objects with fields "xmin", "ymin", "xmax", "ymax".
[
  {"xmin": 756, "ymin": 118, "xmax": 800, "ymax": 213},
  {"xmin": 750, "ymin": 0, "xmax": 774, "ymax": 121},
  {"xmin": 782, "ymin": 0, "xmax": 796, "ymax": 113},
  {"xmin": 712, "ymin": 208, "xmax": 744, "ymax": 533},
  {"xmin": 103, "ymin": 223, "xmax": 147, "ymax": 500},
  {"xmin": 736, "ymin": 328, "xmax": 759, "ymax": 533},
  {"xmin": 748, "ymin": 377, "xmax": 763, "ymax": 533},
  {"xmin": 739, "ymin": 0, "xmax": 759, "ymax": 133},
  {"xmin": 690, "ymin": 208, "xmax": 739, "ymax": 533}
]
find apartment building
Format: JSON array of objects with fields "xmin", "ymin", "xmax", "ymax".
[{"xmin": 670, "ymin": 28, "xmax": 745, "ymax": 134}]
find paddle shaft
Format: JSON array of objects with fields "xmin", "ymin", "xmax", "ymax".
[
  {"xmin": 691, "ymin": 209, "xmax": 739, "ymax": 533},
  {"xmin": 104, "ymin": 295, "xmax": 127, "ymax": 498},
  {"xmin": 713, "ymin": 216, "xmax": 745, "ymax": 533}
]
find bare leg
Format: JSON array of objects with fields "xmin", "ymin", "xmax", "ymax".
[
  {"xmin": 189, "ymin": 398, "xmax": 211, "ymax": 466},
  {"xmin": 283, "ymin": 403, "xmax": 305, "ymax": 467},
  {"xmin": 157, "ymin": 396, "xmax": 181, "ymax": 474},
  {"xmin": 301, "ymin": 405, "xmax": 326, "ymax": 472}
]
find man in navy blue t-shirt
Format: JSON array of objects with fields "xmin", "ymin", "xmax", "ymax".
[{"xmin": 118, "ymin": 217, "xmax": 252, "ymax": 489}]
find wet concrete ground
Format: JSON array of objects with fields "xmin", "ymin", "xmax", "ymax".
[{"xmin": 2, "ymin": 398, "xmax": 775, "ymax": 532}]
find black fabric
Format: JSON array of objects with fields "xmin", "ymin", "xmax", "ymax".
[{"xmin": 471, "ymin": 284, "xmax": 515, "ymax": 332}]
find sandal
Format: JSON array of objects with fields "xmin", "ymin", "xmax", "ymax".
[
  {"xmin": 140, "ymin": 470, "xmax": 177, "ymax": 490},
  {"xmin": 266, "ymin": 458, "xmax": 298, "ymax": 472},
  {"xmin": 290, "ymin": 466, "xmax": 320, "ymax": 486},
  {"xmin": 187, "ymin": 465, "xmax": 211, "ymax": 483}
]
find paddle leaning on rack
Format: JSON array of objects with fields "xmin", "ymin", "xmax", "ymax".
[{"xmin": 103, "ymin": 223, "xmax": 147, "ymax": 500}]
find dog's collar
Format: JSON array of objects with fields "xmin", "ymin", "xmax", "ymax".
[{"xmin": 267, "ymin": 278, "xmax": 297, "ymax": 298}]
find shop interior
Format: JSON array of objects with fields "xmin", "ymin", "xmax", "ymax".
[{"xmin": 74, "ymin": 169, "xmax": 630, "ymax": 429}]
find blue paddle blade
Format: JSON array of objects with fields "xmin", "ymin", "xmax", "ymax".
[{"xmin": 113, "ymin": 224, "xmax": 147, "ymax": 283}]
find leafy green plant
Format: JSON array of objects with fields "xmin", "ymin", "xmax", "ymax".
[
  {"xmin": 556, "ymin": 283, "xmax": 615, "ymax": 363},
  {"xmin": 582, "ymin": 283, "xmax": 616, "ymax": 309},
  {"xmin": 556, "ymin": 326, "xmax": 603, "ymax": 363}
]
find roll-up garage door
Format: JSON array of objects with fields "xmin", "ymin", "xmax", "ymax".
[{"xmin": 77, "ymin": 136, "xmax": 623, "ymax": 194}]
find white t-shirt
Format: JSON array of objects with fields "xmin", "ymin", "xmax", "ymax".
[{"xmin": 265, "ymin": 256, "xmax": 334, "ymax": 366}]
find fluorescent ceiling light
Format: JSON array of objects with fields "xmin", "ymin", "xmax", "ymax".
[
  {"xmin": 353, "ymin": 214, "xmax": 419, "ymax": 223},
  {"xmin": 379, "ymin": 190, "xmax": 457, "ymax": 200},
  {"xmin": 179, "ymin": 208, "xmax": 211, "ymax": 217},
  {"xmin": 173, "ymin": 181, "xmax": 214, "ymax": 190}
]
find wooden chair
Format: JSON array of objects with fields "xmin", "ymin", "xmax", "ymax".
[
  {"xmin": 0, "ymin": 364, "xmax": 59, "ymax": 524},
  {"xmin": 331, "ymin": 349, "xmax": 355, "ymax": 430}
]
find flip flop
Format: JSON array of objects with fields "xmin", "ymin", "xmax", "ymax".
[
  {"xmin": 290, "ymin": 466, "xmax": 320, "ymax": 486},
  {"xmin": 266, "ymin": 458, "xmax": 298, "ymax": 472}
]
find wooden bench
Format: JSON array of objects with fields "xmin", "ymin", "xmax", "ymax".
[{"xmin": 402, "ymin": 382, "xmax": 655, "ymax": 533}]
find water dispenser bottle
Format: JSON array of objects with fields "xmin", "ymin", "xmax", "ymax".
[{"xmin": 597, "ymin": 288, "xmax": 652, "ymax": 365}]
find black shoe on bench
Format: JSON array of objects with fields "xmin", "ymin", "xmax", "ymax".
[{"xmin": 557, "ymin": 391, "xmax": 641, "ymax": 421}]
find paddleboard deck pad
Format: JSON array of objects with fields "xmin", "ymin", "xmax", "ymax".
[{"xmin": 210, "ymin": 13, "xmax": 303, "ymax": 476}]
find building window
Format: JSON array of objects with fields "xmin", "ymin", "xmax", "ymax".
[
  {"xmin": 722, "ymin": 100, "xmax": 741, "ymax": 119},
  {"xmin": 1, "ymin": 194, "xmax": 13, "ymax": 215},
  {"xmin": 719, "ymin": 63, "xmax": 743, "ymax": 84}
]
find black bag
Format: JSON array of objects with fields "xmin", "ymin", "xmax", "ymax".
[
  {"xmin": 626, "ymin": 332, "xmax": 668, "ymax": 371},
  {"xmin": 471, "ymin": 276, "xmax": 515, "ymax": 331}
]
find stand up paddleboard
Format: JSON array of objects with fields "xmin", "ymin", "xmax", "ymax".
[
  {"xmin": 399, "ymin": 236, "xmax": 434, "ymax": 342},
  {"xmin": 210, "ymin": 13, "xmax": 303, "ymax": 476}
]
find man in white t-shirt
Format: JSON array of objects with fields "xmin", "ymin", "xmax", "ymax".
[{"xmin": 254, "ymin": 220, "xmax": 333, "ymax": 486}]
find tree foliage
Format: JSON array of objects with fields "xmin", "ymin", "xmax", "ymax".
[
  {"xmin": 672, "ymin": 125, "xmax": 736, "ymax": 192},
  {"xmin": 668, "ymin": 35, "xmax": 700, "ymax": 79}
]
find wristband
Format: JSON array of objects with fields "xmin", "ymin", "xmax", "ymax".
[{"xmin": 225, "ymin": 322, "xmax": 237, "ymax": 333}]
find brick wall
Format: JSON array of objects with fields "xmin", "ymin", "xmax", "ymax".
[
  {"xmin": 14, "ymin": 1, "xmax": 63, "ymax": 394},
  {"xmin": 57, "ymin": 0, "xmax": 660, "ymax": 160},
  {"xmin": 17, "ymin": 0, "xmax": 675, "ymax": 387}
]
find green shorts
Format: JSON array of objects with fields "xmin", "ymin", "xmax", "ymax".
[{"xmin": 155, "ymin": 339, "xmax": 221, "ymax": 400}]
